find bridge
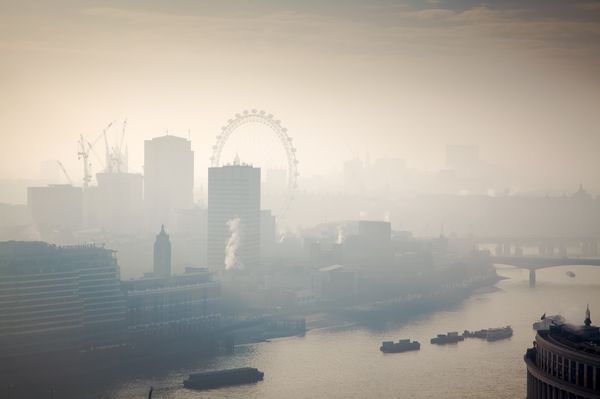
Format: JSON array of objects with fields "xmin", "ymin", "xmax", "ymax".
[
  {"xmin": 491, "ymin": 256, "xmax": 600, "ymax": 287},
  {"xmin": 475, "ymin": 235, "xmax": 599, "ymax": 258}
]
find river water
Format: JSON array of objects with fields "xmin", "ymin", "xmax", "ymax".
[{"xmin": 100, "ymin": 265, "xmax": 600, "ymax": 399}]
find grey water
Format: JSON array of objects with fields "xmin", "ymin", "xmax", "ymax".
[{"xmin": 99, "ymin": 265, "xmax": 600, "ymax": 399}]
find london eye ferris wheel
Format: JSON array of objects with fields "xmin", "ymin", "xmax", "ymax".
[{"xmin": 210, "ymin": 109, "xmax": 299, "ymax": 217}]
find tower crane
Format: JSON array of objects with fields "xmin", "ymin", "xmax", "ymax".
[
  {"xmin": 77, "ymin": 121, "xmax": 114, "ymax": 189},
  {"xmin": 56, "ymin": 160, "xmax": 73, "ymax": 185}
]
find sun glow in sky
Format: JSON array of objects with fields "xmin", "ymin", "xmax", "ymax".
[{"xmin": 1, "ymin": 1, "xmax": 600, "ymax": 191}]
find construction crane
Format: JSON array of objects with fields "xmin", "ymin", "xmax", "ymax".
[
  {"xmin": 111, "ymin": 119, "xmax": 128, "ymax": 173},
  {"xmin": 77, "ymin": 121, "xmax": 114, "ymax": 189},
  {"xmin": 56, "ymin": 160, "xmax": 73, "ymax": 185}
]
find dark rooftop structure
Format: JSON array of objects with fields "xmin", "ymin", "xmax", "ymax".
[{"xmin": 524, "ymin": 306, "xmax": 600, "ymax": 398}]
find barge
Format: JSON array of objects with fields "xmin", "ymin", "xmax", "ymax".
[
  {"xmin": 183, "ymin": 367, "xmax": 264, "ymax": 390},
  {"xmin": 380, "ymin": 339, "xmax": 420, "ymax": 353}
]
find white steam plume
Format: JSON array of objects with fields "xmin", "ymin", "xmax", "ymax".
[
  {"xmin": 225, "ymin": 217, "xmax": 243, "ymax": 270},
  {"xmin": 336, "ymin": 225, "xmax": 345, "ymax": 245}
]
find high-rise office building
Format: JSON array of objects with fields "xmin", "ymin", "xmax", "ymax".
[
  {"xmin": 153, "ymin": 225, "xmax": 171, "ymax": 278},
  {"xmin": 207, "ymin": 163, "xmax": 260, "ymax": 270},
  {"xmin": 144, "ymin": 135, "xmax": 194, "ymax": 232}
]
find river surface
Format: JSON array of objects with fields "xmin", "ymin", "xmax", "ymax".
[{"xmin": 99, "ymin": 265, "xmax": 600, "ymax": 399}]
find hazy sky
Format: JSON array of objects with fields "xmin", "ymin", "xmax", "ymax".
[{"xmin": 1, "ymin": 0, "xmax": 599, "ymax": 191}]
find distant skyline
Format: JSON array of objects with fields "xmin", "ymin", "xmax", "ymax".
[{"xmin": 2, "ymin": 0, "xmax": 600, "ymax": 192}]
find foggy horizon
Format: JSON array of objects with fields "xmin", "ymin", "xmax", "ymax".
[
  {"xmin": 2, "ymin": 2, "xmax": 600, "ymax": 399},
  {"xmin": 2, "ymin": 0, "xmax": 600, "ymax": 193}
]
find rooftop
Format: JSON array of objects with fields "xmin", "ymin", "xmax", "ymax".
[{"xmin": 543, "ymin": 323, "xmax": 600, "ymax": 357}]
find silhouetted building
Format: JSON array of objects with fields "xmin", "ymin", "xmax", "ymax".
[
  {"xmin": 95, "ymin": 171, "xmax": 143, "ymax": 234},
  {"xmin": 207, "ymin": 162, "xmax": 260, "ymax": 270},
  {"xmin": 315, "ymin": 264, "xmax": 358, "ymax": 302},
  {"xmin": 524, "ymin": 307, "xmax": 600, "ymax": 398},
  {"xmin": 0, "ymin": 242, "xmax": 126, "ymax": 360},
  {"xmin": 358, "ymin": 220, "xmax": 391, "ymax": 246},
  {"xmin": 341, "ymin": 220, "xmax": 393, "ymax": 267},
  {"xmin": 121, "ymin": 268, "xmax": 220, "ymax": 338},
  {"xmin": 27, "ymin": 184, "xmax": 82, "ymax": 240},
  {"xmin": 153, "ymin": 225, "xmax": 171, "ymax": 278},
  {"xmin": 144, "ymin": 135, "xmax": 194, "ymax": 231}
]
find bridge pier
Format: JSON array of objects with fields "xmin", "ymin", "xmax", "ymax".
[{"xmin": 529, "ymin": 269, "xmax": 536, "ymax": 288}]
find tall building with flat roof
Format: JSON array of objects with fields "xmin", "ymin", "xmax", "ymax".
[
  {"xmin": 144, "ymin": 135, "xmax": 194, "ymax": 232},
  {"xmin": 207, "ymin": 164, "xmax": 260, "ymax": 270}
]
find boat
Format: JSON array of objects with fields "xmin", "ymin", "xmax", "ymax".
[
  {"xmin": 533, "ymin": 315, "xmax": 565, "ymax": 331},
  {"xmin": 430, "ymin": 331, "xmax": 464, "ymax": 345},
  {"xmin": 566, "ymin": 271, "xmax": 576, "ymax": 278},
  {"xmin": 486, "ymin": 326, "xmax": 513, "ymax": 341},
  {"xmin": 463, "ymin": 329, "xmax": 487, "ymax": 339},
  {"xmin": 183, "ymin": 367, "xmax": 264, "ymax": 390},
  {"xmin": 380, "ymin": 339, "xmax": 421, "ymax": 353}
]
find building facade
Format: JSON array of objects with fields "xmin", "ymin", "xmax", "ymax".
[
  {"xmin": 524, "ymin": 308, "xmax": 600, "ymax": 398},
  {"xmin": 144, "ymin": 135, "xmax": 194, "ymax": 232},
  {"xmin": 121, "ymin": 269, "xmax": 220, "ymax": 338},
  {"xmin": 0, "ymin": 242, "xmax": 126, "ymax": 359},
  {"xmin": 207, "ymin": 163, "xmax": 260, "ymax": 270}
]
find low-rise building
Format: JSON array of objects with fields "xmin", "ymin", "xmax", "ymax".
[{"xmin": 121, "ymin": 268, "xmax": 220, "ymax": 338}]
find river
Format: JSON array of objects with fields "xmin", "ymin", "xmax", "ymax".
[{"xmin": 96, "ymin": 265, "xmax": 600, "ymax": 399}]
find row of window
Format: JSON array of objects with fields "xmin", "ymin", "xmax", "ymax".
[{"xmin": 536, "ymin": 341, "xmax": 600, "ymax": 391}]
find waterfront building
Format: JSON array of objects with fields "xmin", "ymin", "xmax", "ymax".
[
  {"xmin": 524, "ymin": 307, "xmax": 600, "ymax": 398},
  {"xmin": 121, "ymin": 268, "xmax": 220, "ymax": 338},
  {"xmin": 153, "ymin": 225, "xmax": 171, "ymax": 278},
  {"xmin": 0, "ymin": 242, "xmax": 126, "ymax": 359},
  {"xmin": 315, "ymin": 264, "xmax": 358, "ymax": 302},
  {"xmin": 144, "ymin": 135, "xmax": 195, "ymax": 232},
  {"xmin": 207, "ymin": 162, "xmax": 260, "ymax": 270},
  {"xmin": 341, "ymin": 220, "xmax": 393, "ymax": 267}
]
